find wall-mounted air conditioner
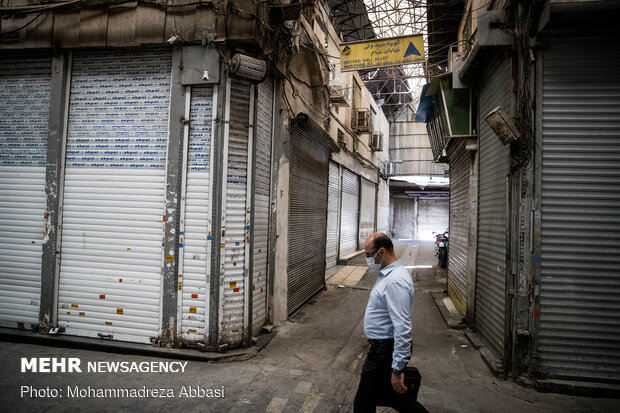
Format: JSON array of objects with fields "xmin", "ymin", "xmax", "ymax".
[{"xmin": 370, "ymin": 132, "xmax": 383, "ymax": 152}]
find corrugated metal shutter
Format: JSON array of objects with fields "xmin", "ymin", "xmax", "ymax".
[
  {"xmin": 0, "ymin": 56, "xmax": 51, "ymax": 329},
  {"xmin": 359, "ymin": 178, "xmax": 377, "ymax": 246},
  {"xmin": 252, "ymin": 77, "xmax": 273, "ymax": 335},
  {"xmin": 447, "ymin": 139, "xmax": 470, "ymax": 316},
  {"xmin": 288, "ymin": 124, "xmax": 329, "ymax": 314},
  {"xmin": 220, "ymin": 80, "xmax": 251, "ymax": 345},
  {"xmin": 537, "ymin": 15, "xmax": 620, "ymax": 382},
  {"xmin": 339, "ymin": 169, "xmax": 359, "ymax": 257},
  {"xmin": 180, "ymin": 85, "xmax": 215, "ymax": 343},
  {"xmin": 475, "ymin": 52, "xmax": 512, "ymax": 360},
  {"xmin": 57, "ymin": 50, "xmax": 171, "ymax": 344},
  {"xmin": 326, "ymin": 161, "xmax": 340, "ymax": 269},
  {"xmin": 392, "ymin": 197, "xmax": 415, "ymax": 239}
]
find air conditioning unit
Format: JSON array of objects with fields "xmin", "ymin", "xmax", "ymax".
[
  {"xmin": 370, "ymin": 132, "xmax": 383, "ymax": 152},
  {"xmin": 384, "ymin": 162, "xmax": 394, "ymax": 176},
  {"xmin": 351, "ymin": 108, "xmax": 371, "ymax": 132},
  {"xmin": 329, "ymin": 85, "xmax": 350, "ymax": 107}
]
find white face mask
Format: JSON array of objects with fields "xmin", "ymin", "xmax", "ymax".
[{"xmin": 366, "ymin": 251, "xmax": 382, "ymax": 271}]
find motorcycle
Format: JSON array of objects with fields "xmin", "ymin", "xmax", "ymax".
[{"xmin": 433, "ymin": 229, "xmax": 449, "ymax": 268}]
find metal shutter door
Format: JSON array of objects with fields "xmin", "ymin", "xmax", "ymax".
[
  {"xmin": 179, "ymin": 85, "xmax": 215, "ymax": 343},
  {"xmin": 392, "ymin": 197, "xmax": 415, "ymax": 239},
  {"xmin": 252, "ymin": 77, "xmax": 273, "ymax": 335},
  {"xmin": 58, "ymin": 50, "xmax": 171, "ymax": 344},
  {"xmin": 475, "ymin": 53, "xmax": 512, "ymax": 360},
  {"xmin": 0, "ymin": 56, "xmax": 51, "ymax": 329},
  {"xmin": 339, "ymin": 169, "xmax": 359, "ymax": 256},
  {"xmin": 326, "ymin": 161, "xmax": 341, "ymax": 269},
  {"xmin": 288, "ymin": 125, "xmax": 329, "ymax": 314},
  {"xmin": 447, "ymin": 140, "xmax": 470, "ymax": 316},
  {"xmin": 359, "ymin": 178, "xmax": 377, "ymax": 246},
  {"xmin": 220, "ymin": 80, "xmax": 252, "ymax": 345},
  {"xmin": 538, "ymin": 17, "xmax": 620, "ymax": 381}
]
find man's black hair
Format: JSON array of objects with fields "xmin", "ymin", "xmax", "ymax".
[{"xmin": 373, "ymin": 234, "xmax": 394, "ymax": 253}]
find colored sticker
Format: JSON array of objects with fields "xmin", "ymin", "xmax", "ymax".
[
  {"xmin": 188, "ymin": 329, "xmax": 196, "ymax": 333},
  {"xmin": 230, "ymin": 282, "xmax": 236, "ymax": 288},
  {"xmin": 166, "ymin": 255, "xmax": 174, "ymax": 262},
  {"xmin": 99, "ymin": 295, "xmax": 105, "ymax": 299},
  {"xmin": 119, "ymin": 278, "xmax": 123, "ymax": 283},
  {"xmin": 105, "ymin": 321, "xmax": 113, "ymax": 326},
  {"xmin": 79, "ymin": 312, "xmax": 85, "ymax": 316},
  {"xmin": 71, "ymin": 304, "xmax": 79, "ymax": 308},
  {"xmin": 117, "ymin": 308, "xmax": 124, "ymax": 315},
  {"xmin": 534, "ymin": 309, "xmax": 540, "ymax": 319},
  {"xmin": 232, "ymin": 329, "xmax": 239, "ymax": 333},
  {"xmin": 191, "ymin": 294, "xmax": 198, "ymax": 299},
  {"xmin": 189, "ymin": 307, "xmax": 196, "ymax": 313},
  {"xmin": 233, "ymin": 288, "xmax": 240, "ymax": 293},
  {"xmin": 178, "ymin": 281, "xmax": 183, "ymax": 291}
]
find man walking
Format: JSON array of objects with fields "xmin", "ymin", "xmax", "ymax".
[{"xmin": 354, "ymin": 232, "xmax": 428, "ymax": 412}]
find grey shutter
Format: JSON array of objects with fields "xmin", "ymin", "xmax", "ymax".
[
  {"xmin": 252, "ymin": 77, "xmax": 273, "ymax": 335},
  {"xmin": 326, "ymin": 161, "xmax": 341, "ymax": 269},
  {"xmin": 475, "ymin": 52, "xmax": 512, "ymax": 360},
  {"xmin": 288, "ymin": 123, "xmax": 330, "ymax": 314},
  {"xmin": 58, "ymin": 50, "xmax": 172, "ymax": 344},
  {"xmin": 339, "ymin": 168, "xmax": 359, "ymax": 256},
  {"xmin": 0, "ymin": 56, "xmax": 51, "ymax": 329},
  {"xmin": 359, "ymin": 178, "xmax": 377, "ymax": 246},
  {"xmin": 447, "ymin": 139, "xmax": 470, "ymax": 316},
  {"xmin": 392, "ymin": 197, "xmax": 415, "ymax": 239},
  {"xmin": 537, "ymin": 14, "xmax": 620, "ymax": 382}
]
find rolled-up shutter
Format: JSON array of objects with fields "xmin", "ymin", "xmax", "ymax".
[
  {"xmin": 447, "ymin": 139, "xmax": 470, "ymax": 316},
  {"xmin": 537, "ymin": 13, "xmax": 620, "ymax": 382},
  {"xmin": 339, "ymin": 169, "xmax": 359, "ymax": 257},
  {"xmin": 326, "ymin": 161, "xmax": 341, "ymax": 269},
  {"xmin": 0, "ymin": 56, "xmax": 51, "ymax": 329},
  {"xmin": 58, "ymin": 50, "xmax": 172, "ymax": 344},
  {"xmin": 475, "ymin": 52, "xmax": 512, "ymax": 361},
  {"xmin": 288, "ymin": 121, "xmax": 330, "ymax": 314},
  {"xmin": 180, "ymin": 85, "xmax": 215, "ymax": 343},
  {"xmin": 359, "ymin": 178, "xmax": 377, "ymax": 246},
  {"xmin": 392, "ymin": 197, "xmax": 415, "ymax": 239},
  {"xmin": 252, "ymin": 77, "xmax": 273, "ymax": 335}
]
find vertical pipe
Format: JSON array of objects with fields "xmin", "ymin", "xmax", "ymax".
[
  {"xmin": 206, "ymin": 84, "xmax": 219, "ymax": 344},
  {"xmin": 245, "ymin": 84, "xmax": 256, "ymax": 345}
]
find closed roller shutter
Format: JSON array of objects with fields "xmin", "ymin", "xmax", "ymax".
[
  {"xmin": 359, "ymin": 178, "xmax": 377, "ymax": 246},
  {"xmin": 475, "ymin": 52, "xmax": 512, "ymax": 361},
  {"xmin": 288, "ymin": 121, "xmax": 330, "ymax": 314},
  {"xmin": 447, "ymin": 139, "xmax": 470, "ymax": 316},
  {"xmin": 537, "ymin": 14, "xmax": 620, "ymax": 382},
  {"xmin": 220, "ymin": 80, "xmax": 251, "ymax": 345},
  {"xmin": 0, "ymin": 56, "xmax": 51, "ymax": 329},
  {"xmin": 180, "ymin": 85, "xmax": 215, "ymax": 343},
  {"xmin": 392, "ymin": 197, "xmax": 415, "ymax": 239},
  {"xmin": 326, "ymin": 161, "xmax": 340, "ymax": 269},
  {"xmin": 252, "ymin": 77, "xmax": 273, "ymax": 335},
  {"xmin": 58, "ymin": 50, "xmax": 171, "ymax": 344},
  {"xmin": 339, "ymin": 169, "xmax": 359, "ymax": 257}
]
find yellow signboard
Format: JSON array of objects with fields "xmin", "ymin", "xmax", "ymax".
[{"xmin": 340, "ymin": 35, "xmax": 424, "ymax": 71}]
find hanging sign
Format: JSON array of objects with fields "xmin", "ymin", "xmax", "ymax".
[{"xmin": 340, "ymin": 34, "xmax": 424, "ymax": 71}]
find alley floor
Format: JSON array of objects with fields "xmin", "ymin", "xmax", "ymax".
[{"xmin": 1, "ymin": 241, "xmax": 619, "ymax": 412}]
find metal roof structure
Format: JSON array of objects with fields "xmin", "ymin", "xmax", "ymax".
[{"xmin": 327, "ymin": 0, "xmax": 464, "ymax": 120}]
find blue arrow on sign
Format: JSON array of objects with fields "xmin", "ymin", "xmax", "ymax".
[{"xmin": 404, "ymin": 42, "xmax": 421, "ymax": 58}]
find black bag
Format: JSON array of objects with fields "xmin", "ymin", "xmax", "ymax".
[{"xmin": 403, "ymin": 366, "xmax": 422, "ymax": 400}]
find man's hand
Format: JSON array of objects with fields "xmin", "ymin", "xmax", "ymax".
[{"xmin": 391, "ymin": 371, "xmax": 407, "ymax": 394}]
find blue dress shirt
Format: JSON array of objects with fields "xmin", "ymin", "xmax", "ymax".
[{"xmin": 363, "ymin": 259, "xmax": 415, "ymax": 370}]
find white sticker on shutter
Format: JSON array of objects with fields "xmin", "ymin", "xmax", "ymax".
[
  {"xmin": 58, "ymin": 50, "xmax": 171, "ymax": 344},
  {"xmin": 0, "ymin": 57, "xmax": 51, "ymax": 328},
  {"xmin": 181, "ymin": 85, "xmax": 214, "ymax": 342}
]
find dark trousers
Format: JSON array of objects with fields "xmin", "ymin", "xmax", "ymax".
[{"xmin": 353, "ymin": 339, "xmax": 429, "ymax": 413}]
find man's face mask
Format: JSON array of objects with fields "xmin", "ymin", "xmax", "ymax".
[{"xmin": 366, "ymin": 249, "xmax": 382, "ymax": 271}]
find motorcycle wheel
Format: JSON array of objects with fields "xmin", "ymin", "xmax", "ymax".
[{"xmin": 438, "ymin": 248, "xmax": 447, "ymax": 268}]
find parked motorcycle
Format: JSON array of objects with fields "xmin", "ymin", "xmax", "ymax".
[{"xmin": 433, "ymin": 229, "xmax": 449, "ymax": 268}]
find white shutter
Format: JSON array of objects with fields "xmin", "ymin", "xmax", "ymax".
[
  {"xmin": 219, "ymin": 80, "xmax": 252, "ymax": 345},
  {"xmin": 0, "ymin": 56, "xmax": 51, "ymax": 328},
  {"xmin": 339, "ymin": 169, "xmax": 359, "ymax": 257},
  {"xmin": 252, "ymin": 77, "xmax": 273, "ymax": 335},
  {"xmin": 358, "ymin": 178, "xmax": 376, "ymax": 246},
  {"xmin": 326, "ymin": 161, "xmax": 340, "ymax": 269},
  {"xmin": 179, "ymin": 85, "xmax": 215, "ymax": 343},
  {"xmin": 58, "ymin": 50, "xmax": 171, "ymax": 344}
]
